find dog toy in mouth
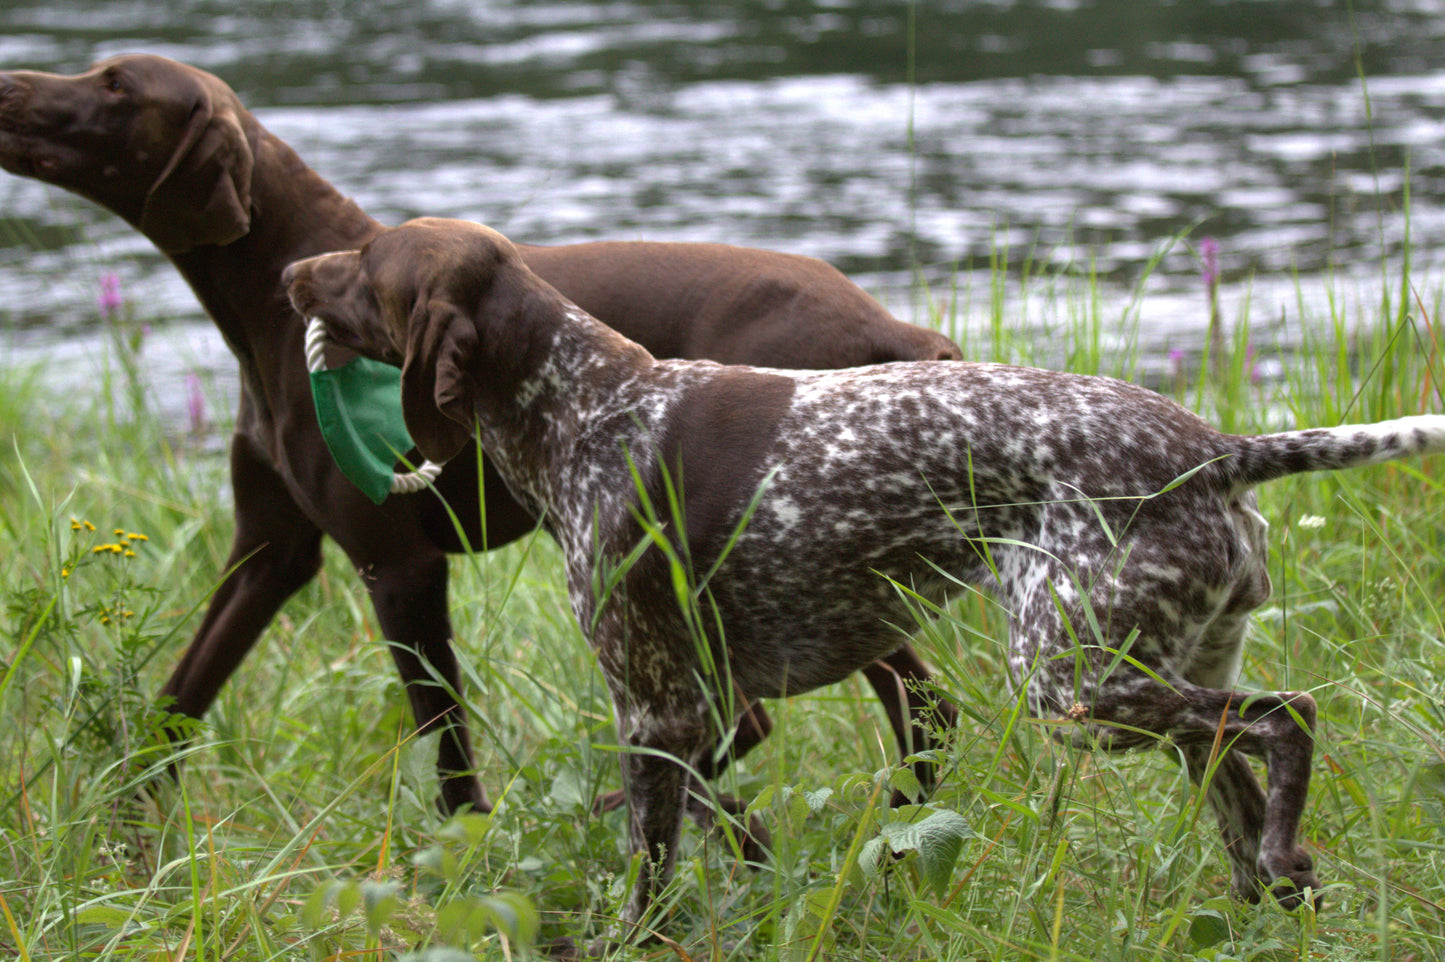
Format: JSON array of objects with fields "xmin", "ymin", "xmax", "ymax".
[{"xmin": 304, "ymin": 315, "xmax": 442, "ymax": 504}]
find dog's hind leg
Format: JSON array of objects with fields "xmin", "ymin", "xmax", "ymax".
[
  {"xmin": 1072, "ymin": 674, "xmax": 1320, "ymax": 909},
  {"xmin": 1179, "ymin": 743, "xmax": 1267, "ymax": 900}
]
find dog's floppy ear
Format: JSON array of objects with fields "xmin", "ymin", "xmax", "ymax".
[
  {"xmin": 139, "ymin": 88, "xmax": 255, "ymax": 253},
  {"xmin": 401, "ymin": 298, "xmax": 479, "ymax": 464}
]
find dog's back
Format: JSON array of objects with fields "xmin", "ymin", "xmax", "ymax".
[{"xmin": 598, "ymin": 360, "xmax": 1445, "ymax": 701}]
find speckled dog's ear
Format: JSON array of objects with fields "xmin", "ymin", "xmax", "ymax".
[{"xmin": 400, "ymin": 299, "xmax": 478, "ymax": 464}]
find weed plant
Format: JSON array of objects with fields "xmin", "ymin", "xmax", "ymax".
[{"xmin": 2, "ymin": 247, "xmax": 1445, "ymax": 961}]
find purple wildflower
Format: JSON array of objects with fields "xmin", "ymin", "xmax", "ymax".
[
  {"xmin": 186, "ymin": 372, "xmax": 207, "ymax": 436},
  {"xmin": 1169, "ymin": 348, "xmax": 1186, "ymax": 394},
  {"xmin": 1199, "ymin": 237, "xmax": 1220, "ymax": 290},
  {"xmin": 99, "ymin": 273, "xmax": 124, "ymax": 318},
  {"xmin": 1244, "ymin": 342, "xmax": 1260, "ymax": 384}
]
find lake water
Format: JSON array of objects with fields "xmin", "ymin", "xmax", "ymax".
[{"xmin": 3, "ymin": 0, "xmax": 1445, "ymax": 432}]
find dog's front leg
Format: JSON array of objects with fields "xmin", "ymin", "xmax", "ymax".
[
  {"xmin": 362, "ymin": 552, "xmax": 489, "ymax": 815},
  {"xmin": 606, "ymin": 688, "xmax": 714, "ymax": 942},
  {"xmin": 619, "ymin": 747, "xmax": 690, "ymax": 933}
]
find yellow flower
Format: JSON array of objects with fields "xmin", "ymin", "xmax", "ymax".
[
  {"xmin": 126, "ymin": 532, "xmax": 148, "ymax": 542},
  {"xmin": 70, "ymin": 518, "xmax": 82, "ymax": 531}
]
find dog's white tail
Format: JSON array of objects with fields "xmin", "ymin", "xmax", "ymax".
[{"xmin": 1227, "ymin": 414, "xmax": 1445, "ymax": 489}]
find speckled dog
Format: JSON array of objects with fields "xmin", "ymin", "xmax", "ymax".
[{"xmin": 286, "ymin": 217, "xmax": 1445, "ymax": 940}]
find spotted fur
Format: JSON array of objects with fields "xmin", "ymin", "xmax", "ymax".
[{"xmin": 287, "ymin": 218, "xmax": 1445, "ymax": 944}]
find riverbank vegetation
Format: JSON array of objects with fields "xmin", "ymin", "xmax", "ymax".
[{"xmin": 2, "ymin": 250, "xmax": 1444, "ymax": 960}]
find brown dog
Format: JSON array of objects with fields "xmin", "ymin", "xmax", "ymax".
[
  {"xmin": 289, "ymin": 219, "xmax": 1445, "ymax": 940},
  {"xmin": 0, "ymin": 54, "xmax": 962, "ymax": 813}
]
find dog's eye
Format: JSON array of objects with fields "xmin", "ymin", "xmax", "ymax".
[{"xmin": 100, "ymin": 71, "xmax": 126, "ymax": 95}]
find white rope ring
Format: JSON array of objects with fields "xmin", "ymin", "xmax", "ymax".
[{"xmin": 305, "ymin": 316, "xmax": 443, "ymax": 495}]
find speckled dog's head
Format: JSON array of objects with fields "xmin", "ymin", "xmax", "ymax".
[{"xmin": 285, "ymin": 217, "xmax": 531, "ymax": 464}]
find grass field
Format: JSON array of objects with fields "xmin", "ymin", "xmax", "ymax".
[{"xmin": 3, "ymin": 249, "xmax": 1445, "ymax": 961}]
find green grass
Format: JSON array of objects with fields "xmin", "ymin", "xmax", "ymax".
[{"xmin": 3, "ymin": 253, "xmax": 1445, "ymax": 962}]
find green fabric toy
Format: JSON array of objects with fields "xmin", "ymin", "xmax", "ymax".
[{"xmin": 304, "ymin": 317, "xmax": 442, "ymax": 504}]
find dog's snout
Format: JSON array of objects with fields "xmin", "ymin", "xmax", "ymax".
[{"xmin": 281, "ymin": 261, "xmax": 301, "ymax": 288}]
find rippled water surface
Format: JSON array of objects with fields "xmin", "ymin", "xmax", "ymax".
[{"xmin": 3, "ymin": 0, "xmax": 1445, "ymax": 425}]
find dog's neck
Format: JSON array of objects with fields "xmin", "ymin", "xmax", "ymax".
[
  {"xmin": 469, "ymin": 289, "xmax": 662, "ymax": 516},
  {"xmin": 168, "ymin": 119, "xmax": 383, "ymax": 425}
]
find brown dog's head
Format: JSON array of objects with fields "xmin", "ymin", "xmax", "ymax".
[
  {"xmin": 285, "ymin": 217, "xmax": 532, "ymax": 465},
  {"xmin": 0, "ymin": 54, "xmax": 255, "ymax": 252}
]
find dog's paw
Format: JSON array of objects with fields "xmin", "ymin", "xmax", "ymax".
[
  {"xmin": 1228, "ymin": 866, "xmax": 1264, "ymax": 905},
  {"xmin": 1258, "ymin": 849, "xmax": 1321, "ymax": 912}
]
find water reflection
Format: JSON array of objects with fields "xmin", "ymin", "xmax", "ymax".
[{"xmin": 2, "ymin": 0, "xmax": 1443, "ymax": 413}]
